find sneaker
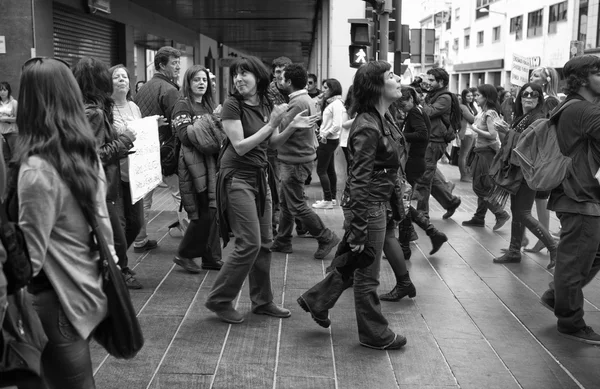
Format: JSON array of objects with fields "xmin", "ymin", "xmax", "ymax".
[
  {"xmin": 442, "ymin": 198, "xmax": 461, "ymax": 219},
  {"xmin": 493, "ymin": 211, "xmax": 511, "ymax": 231},
  {"xmin": 462, "ymin": 218, "xmax": 485, "ymax": 227},
  {"xmin": 360, "ymin": 334, "xmax": 407, "ymax": 350},
  {"xmin": 205, "ymin": 301, "xmax": 244, "ymax": 324},
  {"xmin": 134, "ymin": 239, "xmax": 158, "ymax": 253},
  {"xmin": 173, "ymin": 256, "xmax": 201, "ymax": 274},
  {"xmin": 201, "ymin": 260, "xmax": 223, "ymax": 270},
  {"xmin": 252, "ymin": 302, "xmax": 291, "ymax": 318},
  {"xmin": 314, "ymin": 232, "xmax": 341, "ymax": 260},
  {"xmin": 312, "ymin": 200, "xmax": 333, "ymax": 209},
  {"xmin": 558, "ymin": 326, "xmax": 600, "ymax": 345},
  {"xmin": 271, "ymin": 241, "xmax": 293, "ymax": 253},
  {"xmin": 122, "ymin": 269, "xmax": 142, "ymax": 290}
]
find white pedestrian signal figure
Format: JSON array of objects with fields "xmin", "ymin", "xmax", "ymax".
[{"xmin": 354, "ymin": 48, "xmax": 367, "ymax": 64}]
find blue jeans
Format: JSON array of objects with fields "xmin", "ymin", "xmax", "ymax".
[
  {"xmin": 32, "ymin": 290, "xmax": 95, "ymax": 389},
  {"xmin": 316, "ymin": 139, "xmax": 339, "ymax": 201},
  {"xmin": 551, "ymin": 212, "xmax": 600, "ymax": 333},
  {"xmin": 206, "ymin": 175, "xmax": 274, "ymax": 309},
  {"xmin": 276, "ymin": 161, "xmax": 331, "ymax": 244},
  {"xmin": 301, "ymin": 202, "xmax": 395, "ymax": 347}
]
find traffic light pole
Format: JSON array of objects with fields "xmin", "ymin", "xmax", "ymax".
[
  {"xmin": 393, "ymin": 0, "xmax": 403, "ymax": 74},
  {"xmin": 378, "ymin": 0, "xmax": 392, "ymax": 60}
]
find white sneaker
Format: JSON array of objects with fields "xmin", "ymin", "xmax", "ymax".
[
  {"xmin": 312, "ymin": 200, "xmax": 333, "ymax": 209},
  {"xmin": 332, "ymin": 200, "xmax": 337, "ymax": 206}
]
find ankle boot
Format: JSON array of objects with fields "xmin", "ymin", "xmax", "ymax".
[
  {"xmin": 523, "ymin": 217, "xmax": 557, "ymax": 269},
  {"xmin": 493, "ymin": 221, "xmax": 523, "ymax": 263},
  {"xmin": 379, "ymin": 272, "xmax": 416, "ymax": 301},
  {"xmin": 411, "ymin": 207, "xmax": 448, "ymax": 255}
]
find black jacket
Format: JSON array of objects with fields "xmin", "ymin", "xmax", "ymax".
[{"xmin": 343, "ymin": 110, "xmax": 405, "ymax": 245}]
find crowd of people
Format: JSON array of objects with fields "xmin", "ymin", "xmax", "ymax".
[{"xmin": 2, "ymin": 46, "xmax": 600, "ymax": 388}]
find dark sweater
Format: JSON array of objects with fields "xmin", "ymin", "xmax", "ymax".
[
  {"xmin": 402, "ymin": 107, "xmax": 430, "ymax": 160},
  {"xmin": 549, "ymin": 95, "xmax": 600, "ymax": 215}
]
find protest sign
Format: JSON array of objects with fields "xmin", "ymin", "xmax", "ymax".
[{"xmin": 127, "ymin": 117, "xmax": 162, "ymax": 204}]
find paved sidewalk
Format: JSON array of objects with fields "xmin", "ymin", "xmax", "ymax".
[{"xmin": 93, "ymin": 163, "xmax": 596, "ymax": 389}]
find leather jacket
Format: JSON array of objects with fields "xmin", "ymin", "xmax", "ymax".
[{"xmin": 342, "ymin": 109, "xmax": 405, "ymax": 245}]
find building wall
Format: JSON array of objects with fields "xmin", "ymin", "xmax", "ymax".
[{"xmin": 0, "ymin": 0, "xmax": 34, "ymax": 96}]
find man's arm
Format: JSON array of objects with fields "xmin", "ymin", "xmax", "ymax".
[{"xmin": 422, "ymin": 94, "xmax": 451, "ymax": 119}]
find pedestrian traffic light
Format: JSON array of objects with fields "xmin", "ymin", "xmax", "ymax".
[{"xmin": 349, "ymin": 18, "xmax": 373, "ymax": 67}]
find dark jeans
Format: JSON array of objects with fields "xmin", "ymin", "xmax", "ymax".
[
  {"xmin": 301, "ymin": 203, "xmax": 396, "ymax": 348},
  {"xmin": 107, "ymin": 199, "xmax": 129, "ymax": 269},
  {"xmin": 206, "ymin": 175, "xmax": 274, "ymax": 310},
  {"xmin": 276, "ymin": 161, "xmax": 331, "ymax": 244},
  {"xmin": 118, "ymin": 181, "xmax": 143, "ymax": 249},
  {"xmin": 471, "ymin": 146, "xmax": 503, "ymax": 219},
  {"xmin": 510, "ymin": 182, "xmax": 555, "ymax": 247},
  {"xmin": 2, "ymin": 132, "xmax": 17, "ymax": 163},
  {"xmin": 414, "ymin": 142, "xmax": 458, "ymax": 216},
  {"xmin": 316, "ymin": 139, "xmax": 339, "ymax": 201},
  {"xmin": 550, "ymin": 212, "xmax": 600, "ymax": 333},
  {"xmin": 341, "ymin": 146, "xmax": 351, "ymax": 171},
  {"xmin": 32, "ymin": 290, "xmax": 95, "ymax": 389},
  {"xmin": 178, "ymin": 191, "xmax": 221, "ymax": 263}
]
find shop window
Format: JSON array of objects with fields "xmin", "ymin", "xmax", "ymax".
[{"xmin": 477, "ymin": 31, "xmax": 484, "ymax": 46}]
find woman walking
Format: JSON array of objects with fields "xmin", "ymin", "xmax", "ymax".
[
  {"xmin": 171, "ymin": 65, "xmax": 224, "ymax": 273},
  {"xmin": 298, "ymin": 61, "xmax": 407, "ymax": 350},
  {"xmin": 492, "ymin": 83, "xmax": 557, "ymax": 269},
  {"xmin": 458, "ymin": 88, "xmax": 477, "ymax": 182},
  {"xmin": 205, "ymin": 55, "xmax": 317, "ymax": 324},
  {"xmin": 462, "ymin": 84, "xmax": 510, "ymax": 230},
  {"xmin": 17, "ymin": 57, "xmax": 115, "ymax": 389},
  {"xmin": 312, "ymin": 78, "xmax": 345, "ymax": 209}
]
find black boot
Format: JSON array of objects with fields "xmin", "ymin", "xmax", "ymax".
[
  {"xmin": 400, "ymin": 241, "xmax": 412, "ymax": 260},
  {"xmin": 523, "ymin": 216, "xmax": 558, "ymax": 270},
  {"xmin": 379, "ymin": 272, "xmax": 416, "ymax": 301},
  {"xmin": 493, "ymin": 221, "xmax": 523, "ymax": 263},
  {"xmin": 410, "ymin": 207, "xmax": 448, "ymax": 255}
]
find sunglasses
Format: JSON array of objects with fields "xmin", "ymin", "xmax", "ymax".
[
  {"xmin": 522, "ymin": 91, "xmax": 540, "ymax": 99},
  {"xmin": 307, "ymin": 81, "xmax": 314, "ymax": 85},
  {"xmin": 22, "ymin": 56, "xmax": 71, "ymax": 71}
]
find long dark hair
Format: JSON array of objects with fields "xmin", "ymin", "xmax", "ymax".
[
  {"xmin": 16, "ymin": 58, "xmax": 99, "ymax": 218},
  {"xmin": 182, "ymin": 65, "xmax": 214, "ymax": 111},
  {"xmin": 229, "ymin": 56, "xmax": 271, "ymax": 105},
  {"xmin": 350, "ymin": 61, "xmax": 391, "ymax": 116},
  {"xmin": 322, "ymin": 78, "xmax": 342, "ymax": 115},
  {"xmin": 460, "ymin": 88, "xmax": 477, "ymax": 115},
  {"xmin": 0, "ymin": 81, "xmax": 12, "ymax": 100},
  {"xmin": 344, "ymin": 85, "xmax": 355, "ymax": 117},
  {"xmin": 513, "ymin": 82, "xmax": 544, "ymax": 121},
  {"xmin": 72, "ymin": 56, "xmax": 114, "ymax": 123},
  {"xmin": 476, "ymin": 84, "xmax": 501, "ymax": 114}
]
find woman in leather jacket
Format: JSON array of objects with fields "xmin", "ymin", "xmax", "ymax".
[{"xmin": 298, "ymin": 61, "xmax": 407, "ymax": 350}]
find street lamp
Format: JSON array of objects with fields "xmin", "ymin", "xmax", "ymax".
[{"xmin": 479, "ymin": 7, "xmax": 507, "ymax": 16}]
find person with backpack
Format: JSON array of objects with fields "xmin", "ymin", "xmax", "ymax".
[
  {"xmin": 491, "ymin": 83, "xmax": 557, "ymax": 267},
  {"xmin": 462, "ymin": 84, "xmax": 511, "ymax": 230},
  {"xmin": 413, "ymin": 68, "xmax": 462, "ymax": 221},
  {"xmin": 538, "ymin": 55, "xmax": 600, "ymax": 345}
]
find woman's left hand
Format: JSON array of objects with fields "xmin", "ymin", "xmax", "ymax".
[
  {"xmin": 290, "ymin": 110, "xmax": 320, "ymax": 129},
  {"xmin": 156, "ymin": 115, "xmax": 168, "ymax": 127}
]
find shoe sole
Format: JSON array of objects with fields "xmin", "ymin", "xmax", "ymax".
[
  {"xmin": 271, "ymin": 248, "xmax": 293, "ymax": 254},
  {"xmin": 201, "ymin": 264, "xmax": 222, "ymax": 270},
  {"xmin": 297, "ymin": 296, "xmax": 330, "ymax": 328},
  {"xmin": 252, "ymin": 308, "xmax": 292, "ymax": 318},
  {"xmin": 462, "ymin": 223, "xmax": 485, "ymax": 227},
  {"xmin": 360, "ymin": 335, "xmax": 407, "ymax": 350},
  {"xmin": 173, "ymin": 258, "xmax": 201, "ymax": 274},
  {"xmin": 539, "ymin": 299, "xmax": 554, "ymax": 312},
  {"xmin": 205, "ymin": 304, "xmax": 245, "ymax": 324},
  {"xmin": 558, "ymin": 331, "xmax": 600, "ymax": 345},
  {"xmin": 134, "ymin": 244, "xmax": 158, "ymax": 253}
]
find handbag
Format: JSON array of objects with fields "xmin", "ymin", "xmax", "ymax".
[
  {"xmin": 0, "ymin": 288, "xmax": 48, "ymax": 382},
  {"xmin": 84, "ymin": 213, "xmax": 144, "ymax": 359}
]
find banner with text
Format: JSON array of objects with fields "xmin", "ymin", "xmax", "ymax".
[
  {"xmin": 511, "ymin": 54, "xmax": 533, "ymax": 86},
  {"xmin": 127, "ymin": 117, "xmax": 162, "ymax": 204}
]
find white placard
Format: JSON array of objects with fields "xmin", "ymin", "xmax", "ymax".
[
  {"xmin": 510, "ymin": 53, "xmax": 531, "ymax": 87},
  {"xmin": 127, "ymin": 117, "xmax": 162, "ymax": 204},
  {"xmin": 0, "ymin": 36, "xmax": 6, "ymax": 54}
]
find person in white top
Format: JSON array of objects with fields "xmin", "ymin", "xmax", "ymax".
[
  {"xmin": 0, "ymin": 81, "xmax": 18, "ymax": 163},
  {"xmin": 313, "ymin": 78, "xmax": 345, "ymax": 209}
]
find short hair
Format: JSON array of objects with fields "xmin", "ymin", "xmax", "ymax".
[
  {"xmin": 72, "ymin": 56, "xmax": 114, "ymax": 122},
  {"xmin": 154, "ymin": 46, "xmax": 181, "ymax": 71},
  {"xmin": 307, "ymin": 73, "xmax": 318, "ymax": 83},
  {"xmin": 513, "ymin": 82, "xmax": 544, "ymax": 119},
  {"xmin": 229, "ymin": 55, "xmax": 272, "ymax": 100},
  {"xmin": 476, "ymin": 84, "xmax": 501, "ymax": 114},
  {"xmin": 563, "ymin": 55, "xmax": 600, "ymax": 95},
  {"xmin": 282, "ymin": 63, "xmax": 308, "ymax": 90},
  {"xmin": 182, "ymin": 64, "xmax": 214, "ymax": 109},
  {"xmin": 0, "ymin": 81, "xmax": 12, "ymax": 98},
  {"xmin": 426, "ymin": 68, "xmax": 449, "ymax": 88},
  {"xmin": 531, "ymin": 66, "xmax": 560, "ymax": 97},
  {"xmin": 350, "ymin": 60, "xmax": 391, "ymax": 115},
  {"xmin": 109, "ymin": 64, "xmax": 133, "ymax": 100},
  {"xmin": 323, "ymin": 78, "xmax": 342, "ymax": 97},
  {"xmin": 271, "ymin": 56, "xmax": 292, "ymax": 72}
]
